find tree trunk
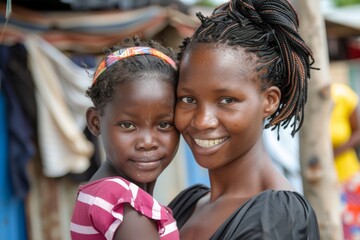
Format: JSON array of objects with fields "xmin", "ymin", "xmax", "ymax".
[{"xmin": 296, "ymin": 1, "xmax": 343, "ymax": 239}]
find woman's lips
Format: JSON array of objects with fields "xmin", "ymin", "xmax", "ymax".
[
  {"xmin": 193, "ymin": 137, "xmax": 228, "ymax": 148},
  {"xmin": 190, "ymin": 137, "xmax": 229, "ymax": 156}
]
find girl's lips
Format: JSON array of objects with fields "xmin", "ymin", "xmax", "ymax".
[{"xmin": 130, "ymin": 158, "xmax": 163, "ymax": 170}]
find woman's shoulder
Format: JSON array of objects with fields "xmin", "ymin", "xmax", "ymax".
[
  {"xmin": 168, "ymin": 184, "xmax": 210, "ymax": 228},
  {"xmin": 213, "ymin": 190, "xmax": 320, "ymax": 239},
  {"xmin": 171, "ymin": 184, "xmax": 210, "ymax": 199},
  {"xmin": 242, "ymin": 190, "xmax": 319, "ymax": 224},
  {"xmin": 168, "ymin": 184, "xmax": 210, "ymax": 209},
  {"xmin": 254, "ymin": 189, "xmax": 312, "ymax": 205}
]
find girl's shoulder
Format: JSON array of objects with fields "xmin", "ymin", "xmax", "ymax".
[
  {"xmin": 79, "ymin": 176, "xmax": 134, "ymax": 197},
  {"xmin": 72, "ymin": 177, "xmax": 178, "ymax": 239},
  {"xmin": 78, "ymin": 176, "xmax": 160, "ymax": 214}
]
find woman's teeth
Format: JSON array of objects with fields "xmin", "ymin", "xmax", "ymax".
[{"xmin": 194, "ymin": 137, "xmax": 227, "ymax": 148}]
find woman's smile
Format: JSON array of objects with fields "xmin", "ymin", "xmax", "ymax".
[
  {"xmin": 193, "ymin": 137, "xmax": 228, "ymax": 148},
  {"xmin": 190, "ymin": 136, "xmax": 229, "ymax": 156}
]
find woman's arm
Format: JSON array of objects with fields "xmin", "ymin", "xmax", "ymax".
[{"xmin": 113, "ymin": 204, "xmax": 160, "ymax": 240}]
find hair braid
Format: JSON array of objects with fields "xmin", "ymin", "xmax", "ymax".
[{"xmin": 180, "ymin": 0, "xmax": 314, "ymax": 136}]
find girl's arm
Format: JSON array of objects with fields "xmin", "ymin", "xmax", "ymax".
[{"xmin": 113, "ymin": 204, "xmax": 160, "ymax": 240}]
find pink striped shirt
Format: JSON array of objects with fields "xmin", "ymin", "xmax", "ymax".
[{"xmin": 70, "ymin": 177, "xmax": 179, "ymax": 240}]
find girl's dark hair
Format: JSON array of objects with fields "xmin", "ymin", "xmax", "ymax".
[
  {"xmin": 180, "ymin": 0, "xmax": 314, "ymax": 136},
  {"xmin": 87, "ymin": 35, "xmax": 178, "ymax": 113}
]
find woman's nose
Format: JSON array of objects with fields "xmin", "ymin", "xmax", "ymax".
[{"xmin": 192, "ymin": 105, "xmax": 218, "ymax": 130}]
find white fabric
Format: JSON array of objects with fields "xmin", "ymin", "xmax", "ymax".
[
  {"xmin": 24, "ymin": 34, "xmax": 93, "ymax": 177},
  {"xmin": 263, "ymin": 126, "xmax": 303, "ymax": 194}
]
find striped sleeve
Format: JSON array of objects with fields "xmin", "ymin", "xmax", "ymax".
[{"xmin": 70, "ymin": 177, "xmax": 179, "ymax": 240}]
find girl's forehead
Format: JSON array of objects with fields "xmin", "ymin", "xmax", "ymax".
[{"xmin": 105, "ymin": 78, "xmax": 175, "ymax": 114}]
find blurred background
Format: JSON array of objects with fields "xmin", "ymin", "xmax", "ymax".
[{"xmin": 0, "ymin": 0, "xmax": 359, "ymax": 239}]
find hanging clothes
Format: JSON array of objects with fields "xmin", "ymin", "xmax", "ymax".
[
  {"xmin": 0, "ymin": 69, "xmax": 28, "ymax": 240},
  {"xmin": 24, "ymin": 34, "xmax": 94, "ymax": 177},
  {"xmin": 0, "ymin": 45, "xmax": 36, "ymax": 199}
]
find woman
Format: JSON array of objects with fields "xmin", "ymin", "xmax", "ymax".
[{"xmin": 169, "ymin": 0, "xmax": 320, "ymax": 239}]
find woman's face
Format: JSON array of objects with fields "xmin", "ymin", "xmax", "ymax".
[
  {"xmin": 97, "ymin": 72, "xmax": 180, "ymax": 184},
  {"xmin": 175, "ymin": 43, "xmax": 277, "ymax": 170}
]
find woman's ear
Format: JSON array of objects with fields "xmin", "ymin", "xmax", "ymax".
[
  {"xmin": 263, "ymin": 86, "xmax": 281, "ymax": 118},
  {"xmin": 86, "ymin": 107, "xmax": 101, "ymax": 136}
]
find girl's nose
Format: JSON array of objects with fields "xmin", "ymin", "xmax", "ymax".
[{"xmin": 135, "ymin": 130, "xmax": 159, "ymax": 151}]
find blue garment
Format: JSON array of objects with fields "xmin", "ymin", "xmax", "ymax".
[
  {"xmin": 0, "ymin": 87, "xmax": 27, "ymax": 240},
  {"xmin": 0, "ymin": 45, "xmax": 35, "ymax": 199}
]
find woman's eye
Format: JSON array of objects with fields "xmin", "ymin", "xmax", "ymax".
[
  {"xmin": 158, "ymin": 122, "xmax": 173, "ymax": 129},
  {"xmin": 220, "ymin": 98, "xmax": 235, "ymax": 104},
  {"xmin": 120, "ymin": 122, "xmax": 135, "ymax": 129},
  {"xmin": 180, "ymin": 96, "xmax": 196, "ymax": 104}
]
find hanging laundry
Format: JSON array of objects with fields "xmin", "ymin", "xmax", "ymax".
[{"xmin": 24, "ymin": 34, "xmax": 94, "ymax": 177}]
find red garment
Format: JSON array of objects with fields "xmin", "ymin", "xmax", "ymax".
[
  {"xmin": 70, "ymin": 177, "xmax": 179, "ymax": 240},
  {"xmin": 342, "ymin": 173, "xmax": 360, "ymax": 240}
]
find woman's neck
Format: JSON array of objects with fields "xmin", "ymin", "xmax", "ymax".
[{"xmin": 207, "ymin": 144, "xmax": 274, "ymax": 200}]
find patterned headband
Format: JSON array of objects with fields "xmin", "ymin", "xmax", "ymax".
[{"xmin": 92, "ymin": 46, "xmax": 177, "ymax": 84}]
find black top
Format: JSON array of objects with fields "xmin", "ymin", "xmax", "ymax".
[{"xmin": 168, "ymin": 184, "xmax": 320, "ymax": 240}]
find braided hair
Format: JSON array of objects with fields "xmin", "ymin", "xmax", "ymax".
[
  {"xmin": 87, "ymin": 35, "xmax": 178, "ymax": 114},
  {"xmin": 179, "ymin": 0, "xmax": 314, "ymax": 136}
]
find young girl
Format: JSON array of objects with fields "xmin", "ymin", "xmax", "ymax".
[
  {"xmin": 169, "ymin": 0, "xmax": 320, "ymax": 239},
  {"xmin": 70, "ymin": 36, "xmax": 180, "ymax": 240}
]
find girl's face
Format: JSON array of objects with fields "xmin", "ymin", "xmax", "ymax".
[
  {"xmin": 175, "ymin": 43, "xmax": 279, "ymax": 170},
  {"xmin": 96, "ymin": 73, "xmax": 179, "ymax": 184}
]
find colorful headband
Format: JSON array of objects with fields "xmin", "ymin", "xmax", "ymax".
[{"xmin": 92, "ymin": 46, "xmax": 177, "ymax": 84}]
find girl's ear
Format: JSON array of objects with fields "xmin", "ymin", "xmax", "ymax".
[
  {"xmin": 263, "ymin": 86, "xmax": 281, "ymax": 118},
  {"xmin": 86, "ymin": 107, "xmax": 101, "ymax": 136}
]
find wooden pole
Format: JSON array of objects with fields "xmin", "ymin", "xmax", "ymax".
[{"xmin": 296, "ymin": 1, "xmax": 343, "ymax": 239}]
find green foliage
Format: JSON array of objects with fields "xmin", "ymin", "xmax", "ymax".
[
  {"xmin": 194, "ymin": 0, "xmax": 218, "ymax": 7},
  {"xmin": 335, "ymin": 0, "xmax": 360, "ymax": 7}
]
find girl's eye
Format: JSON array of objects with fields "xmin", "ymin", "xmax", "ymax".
[
  {"xmin": 180, "ymin": 96, "xmax": 196, "ymax": 104},
  {"xmin": 120, "ymin": 122, "xmax": 135, "ymax": 129},
  {"xmin": 220, "ymin": 97, "xmax": 236, "ymax": 104},
  {"xmin": 158, "ymin": 122, "xmax": 174, "ymax": 129}
]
